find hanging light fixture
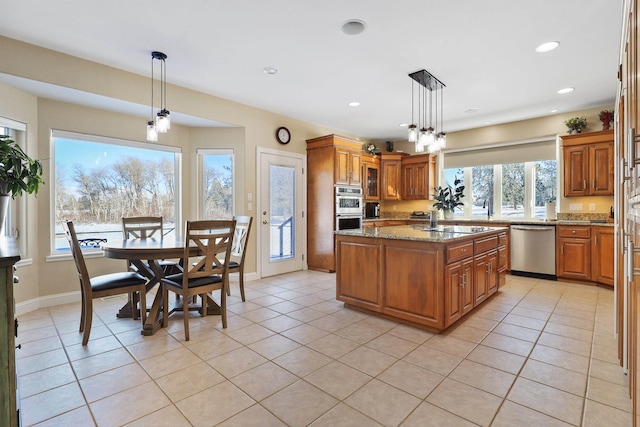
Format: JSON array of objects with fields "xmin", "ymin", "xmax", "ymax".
[
  {"xmin": 407, "ymin": 69, "xmax": 445, "ymax": 153},
  {"xmin": 146, "ymin": 51, "xmax": 170, "ymax": 141}
]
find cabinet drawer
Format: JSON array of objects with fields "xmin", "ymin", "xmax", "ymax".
[
  {"xmin": 498, "ymin": 232, "xmax": 507, "ymax": 247},
  {"xmin": 475, "ymin": 235, "xmax": 498, "ymax": 253},
  {"xmin": 557, "ymin": 226, "xmax": 591, "ymax": 238},
  {"xmin": 447, "ymin": 241, "xmax": 474, "ymax": 263}
]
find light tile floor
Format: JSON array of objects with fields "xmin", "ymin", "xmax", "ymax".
[{"xmin": 16, "ymin": 272, "xmax": 632, "ymax": 426}]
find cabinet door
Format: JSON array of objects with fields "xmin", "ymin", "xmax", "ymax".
[
  {"xmin": 487, "ymin": 249, "xmax": 499, "ymax": 296},
  {"xmin": 412, "ymin": 162, "xmax": 429, "ymax": 199},
  {"xmin": 590, "ymin": 143, "xmax": 614, "ymax": 195},
  {"xmin": 557, "ymin": 238, "xmax": 591, "ymax": 280},
  {"xmin": 474, "ymin": 252, "xmax": 489, "ymax": 305},
  {"xmin": 335, "ymin": 147, "xmax": 350, "ymax": 185},
  {"xmin": 563, "ymin": 146, "xmax": 589, "ymax": 197},
  {"xmin": 349, "ymin": 151, "xmax": 362, "ymax": 186},
  {"xmin": 445, "ymin": 262, "xmax": 464, "ymax": 326},
  {"xmin": 363, "ymin": 161, "xmax": 380, "ymax": 200},
  {"xmin": 382, "ymin": 160, "xmax": 402, "ymax": 200},
  {"xmin": 401, "ymin": 164, "xmax": 414, "ymax": 199},
  {"xmin": 460, "ymin": 258, "xmax": 474, "ymax": 315},
  {"xmin": 592, "ymin": 227, "xmax": 614, "ymax": 285}
]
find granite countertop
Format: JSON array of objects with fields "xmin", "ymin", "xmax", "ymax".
[
  {"xmin": 363, "ymin": 217, "xmax": 614, "ymax": 227},
  {"xmin": 336, "ymin": 224, "xmax": 508, "ymax": 242}
]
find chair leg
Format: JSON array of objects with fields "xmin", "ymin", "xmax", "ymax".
[
  {"xmin": 139, "ymin": 288, "xmax": 147, "ymax": 324},
  {"xmin": 82, "ymin": 297, "xmax": 93, "ymax": 346},
  {"xmin": 131, "ymin": 292, "xmax": 139, "ymax": 320},
  {"xmin": 183, "ymin": 296, "xmax": 190, "ymax": 341},
  {"xmin": 79, "ymin": 289, "xmax": 86, "ymax": 333},
  {"xmin": 200, "ymin": 293, "xmax": 207, "ymax": 317},
  {"xmin": 162, "ymin": 284, "xmax": 169, "ymax": 329},
  {"xmin": 221, "ymin": 281, "xmax": 227, "ymax": 329},
  {"xmin": 239, "ymin": 270, "xmax": 246, "ymax": 302}
]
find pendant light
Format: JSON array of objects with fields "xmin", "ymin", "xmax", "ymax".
[
  {"xmin": 408, "ymin": 69, "xmax": 445, "ymax": 153},
  {"xmin": 146, "ymin": 51, "xmax": 171, "ymax": 141}
]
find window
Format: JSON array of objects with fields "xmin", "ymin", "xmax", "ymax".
[
  {"xmin": 53, "ymin": 131, "xmax": 181, "ymax": 253},
  {"xmin": 443, "ymin": 137, "xmax": 557, "ymax": 219},
  {"xmin": 0, "ymin": 117, "xmax": 28, "ymax": 247},
  {"xmin": 197, "ymin": 149, "xmax": 234, "ymax": 219}
]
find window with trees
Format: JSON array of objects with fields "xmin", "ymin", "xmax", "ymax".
[
  {"xmin": 442, "ymin": 138, "xmax": 557, "ymax": 219},
  {"xmin": 53, "ymin": 131, "xmax": 181, "ymax": 253},
  {"xmin": 198, "ymin": 149, "xmax": 234, "ymax": 219}
]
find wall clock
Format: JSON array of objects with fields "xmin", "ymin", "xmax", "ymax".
[{"xmin": 276, "ymin": 127, "xmax": 291, "ymax": 144}]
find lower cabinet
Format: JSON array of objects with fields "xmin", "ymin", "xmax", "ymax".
[
  {"xmin": 445, "ymin": 258, "xmax": 473, "ymax": 327},
  {"xmin": 557, "ymin": 226, "xmax": 592, "ymax": 281},
  {"xmin": 473, "ymin": 249, "xmax": 499, "ymax": 306},
  {"xmin": 592, "ymin": 226, "xmax": 614, "ymax": 286}
]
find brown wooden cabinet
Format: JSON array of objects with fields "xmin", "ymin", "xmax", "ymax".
[
  {"xmin": 362, "ymin": 157, "xmax": 380, "ymax": 200},
  {"xmin": 556, "ymin": 225, "xmax": 592, "ymax": 281},
  {"xmin": 306, "ymin": 134, "xmax": 364, "ymax": 272},
  {"xmin": 335, "ymin": 146, "xmax": 362, "ymax": 186},
  {"xmin": 381, "ymin": 153, "xmax": 406, "ymax": 200},
  {"xmin": 0, "ymin": 238, "xmax": 21, "ymax": 427},
  {"xmin": 562, "ymin": 130, "xmax": 614, "ymax": 197},
  {"xmin": 592, "ymin": 226, "xmax": 614, "ymax": 286},
  {"xmin": 445, "ymin": 258, "xmax": 473, "ymax": 327},
  {"xmin": 401, "ymin": 153, "xmax": 436, "ymax": 200}
]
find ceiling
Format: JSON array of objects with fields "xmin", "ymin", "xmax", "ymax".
[{"xmin": 0, "ymin": 0, "xmax": 623, "ymax": 141}]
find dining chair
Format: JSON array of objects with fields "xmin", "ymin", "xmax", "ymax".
[
  {"xmin": 62, "ymin": 220, "xmax": 148, "ymax": 345},
  {"xmin": 227, "ymin": 215, "xmax": 253, "ymax": 301},
  {"xmin": 122, "ymin": 216, "xmax": 181, "ymax": 275},
  {"xmin": 161, "ymin": 219, "xmax": 236, "ymax": 341}
]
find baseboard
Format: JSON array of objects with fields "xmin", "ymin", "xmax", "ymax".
[{"xmin": 15, "ymin": 291, "xmax": 81, "ymax": 316}]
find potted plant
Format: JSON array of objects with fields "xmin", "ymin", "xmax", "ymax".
[
  {"xmin": 564, "ymin": 117, "xmax": 587, "ymax": 134},
  {"xmin": 0, "ymin": 135, "xmax": 44, "ymax": 228},
  {"xmin": 599, "ymin": 110, "xmax": 614, "ymax": 130},
  {"xmin": 433, "ymin": 178, "xmax": 465, "ymax": 219}
]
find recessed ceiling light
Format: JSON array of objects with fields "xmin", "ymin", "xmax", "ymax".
[
  {"xmin": 348, "ymin": 101, "xmax": 360, "ymax": 107},
  {"xmin": 264, "ymin": 66, "xmax": 279, "ymax": 75},
  {"xmin": 550, "ymin": 109, "xmax": 559, "ymax": 113},
  {"xmin": 464, "ymin": 108, "xmax": 479, "ymax": 113},
  {"xmin": 399, "ymin": 123, "xmax": 409, "ymax": 127},
  {"xmin": 341, "ymin": 20, "xmax": 366, "ymax": 36},
  {"xmin": 557, "ymin": 87, "xmax": 574, "ymax": 94},
  {"xmin": 535, "ymin": 41, "xmax": 560, "ymax": 53}
]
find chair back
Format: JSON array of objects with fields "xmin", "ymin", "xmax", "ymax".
[
  {"xmin": 231, "ymin": 216, "xmax": 253, "ymax": 260},
  {"xmin": 183, "ymin": 219, "xmax": 236, "ymax": 289},
  {"xmin": 62, "ymin": 220, "xmax": 92, "ymax": 296},
  {"xmin": 122, "ymin": 216, "xmax": 164, "ymax": 239}
]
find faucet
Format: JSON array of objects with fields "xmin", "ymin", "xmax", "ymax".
[{"xmin": 482, "ymin": 199, "xmax": 492, "ymax": 220}]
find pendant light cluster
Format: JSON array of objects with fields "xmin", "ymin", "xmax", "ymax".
[
  {"xmin": 146, "ymin": 51, "xmax": 171, "ymax": 142},
  {"xmin": 407, "ymin": 69, "xmax": 446, "ymax": 153}
]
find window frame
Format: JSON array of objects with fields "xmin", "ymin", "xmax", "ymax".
[
  {"xmin": 196, "ymin": 148, "xmax": 235, "ymax": 220},
  {"xmin": 50, "ymin": 130, "xmax": 182, "ymax": 257}
]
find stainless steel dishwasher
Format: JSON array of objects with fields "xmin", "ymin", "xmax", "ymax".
[{"xmin": 510, "ymin": 224, "xmax": 556, "ymax": 279}]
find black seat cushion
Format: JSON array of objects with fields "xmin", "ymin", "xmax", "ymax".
[
  {"xmin": 91, "ymin": 272, "xmax": 147, "ymax": 292},
  {"xmin": 162, "ymin": 273, "xmax": 223, "ymax": 289},
  {"xmin": 228, "ymin": 261, "xmax": 240, "ymax": 268}
]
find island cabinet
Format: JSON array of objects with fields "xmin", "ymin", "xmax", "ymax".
[
  {"xmin": 556, "ymin": 225, "xmax": 591, "ymax": 281},
  {"xmin": 336, "ymin": 226, "xmax": 507, "ymax": 332},
  {"xmin": 401, "ymin": 153, "xmax": 436, "ymax": 200},
  {"xmin": 562, "ymin": 130, "xmax": 614, "ymax": 197}
]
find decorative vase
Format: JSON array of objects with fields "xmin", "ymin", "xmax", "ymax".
[
  {"xmin": 0, "ymin": 195, "xmax": 9, "ymax": 235},
  {"xmin": 601, "ymin": 121, "xmax": 611, "ymax": 131},
  {"xmin": 443, "ymin": 210, "xmax": 454, "ymax": 220}
]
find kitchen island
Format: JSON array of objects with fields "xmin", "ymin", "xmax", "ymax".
[{"xmin": 336, "ymin": 225, "xmax": 508, "ymax": 332}]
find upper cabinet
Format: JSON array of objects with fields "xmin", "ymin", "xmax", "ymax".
[
  {"xmin": 381, "ymin": 153, "xmax": 407, "ymax": 200},
  {"xmin": 362, "ymin": 156, "xmax": 380, "ymax": 200},
  {"xmin": 335, "ymin": 146, "xmax": 362, "ymax": 186},
  {"xmin": 562, "ymin": 130, "xmax": 614, "ymax": 197},
  {"xmin": 402, "ymin": 153, "xmax": 436, "ymax": 200}
]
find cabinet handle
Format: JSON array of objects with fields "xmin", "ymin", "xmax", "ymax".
[
  {"xmin": 583, "ymin": 180, "xmax": 587, "ymax": 190},
  {"xmin": 561, "ymin": 246, "xmax": 564, "ymax": 255},
  {"xmin": 572, "ymin": 230, "xmax": 576, "ymax": 234},
  {"xmin": 592, "ymin": 179, "xmax": 596, "ymax": 189}
]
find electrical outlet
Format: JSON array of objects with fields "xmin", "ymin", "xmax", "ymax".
[
  {"xmin": 589, "ymin": 203, "xmax": 596, "ymax": 211},
  {"xmin": 248, "ymin": 202, "xmax": 252, "ymax": 211},
  {"xmin": 569, "ymin": 203, "xmax": 583, "ymax": 211},
  {"xmin": 392, "ymin": 205, "xmax": 397, "ymax": 211},
  {"xmin": 247, "ymin": 192, "xmax": 252, "ymax": 202}
]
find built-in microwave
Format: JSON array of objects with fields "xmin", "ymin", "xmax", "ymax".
[
  {"xmin": 364, "ymin": 202, "xmax": 380, "ymax": 218},
  {"xmin": 335, "ymin": 186, "xmax": 362, "ymax": 215}
]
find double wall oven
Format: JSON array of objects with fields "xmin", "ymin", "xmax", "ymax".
[{"xmin": 335, "ymin": 186, "xmax": 363, "ymax": 230}]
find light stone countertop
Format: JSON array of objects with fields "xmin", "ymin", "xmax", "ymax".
[{"xmin": 335, "ymin": 224, "xmax": 508, "ymax": 243}]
